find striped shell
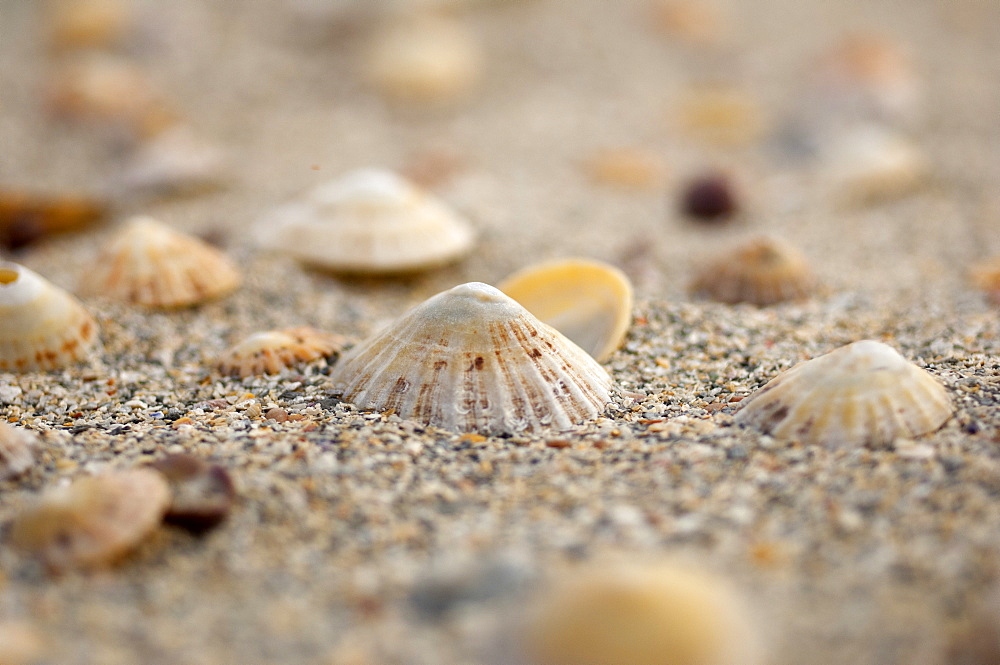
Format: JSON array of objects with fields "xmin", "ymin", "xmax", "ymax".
[
  {"xmin": 0, "ymin": 421, "xmax": 37, "ymax": 480},
  {"xmin": 689, "ymin": 236, "xmax": 816, "ymax": 306},
  {"xmin": 498, "ymin": 258, "xmax": 634, "ymax": 362},
  {"xmin": 257, "ymin": 168, "xmax": 474, "ymax": 274},
  {"xmin": 329, "ymin": 282, "xmax": 614, "ymax": 435},
  {"xmin": 0, "ymin": 262, "xmax": 99, "ymax": 372},
  {"xmin": 79, "ymin": 216, "xmax": 240, "ymax": 307},
  {"xmin": 218, "ymin": 327, "xmax": 347, "ymax": 377},
  {"xmin": 735, "ymin": 340, "xmax": 953, "ymax": 448}
]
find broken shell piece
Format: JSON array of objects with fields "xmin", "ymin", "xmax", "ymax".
[
  {"xmin": 329, "ymin": 282, "xmax": 614, "ymax": 435},
  {"xmin": 0, "ymin": 422, "xmax": 37, "ymax": 480},
  {"xmin": 523, "ymin": 561, "xmax": 763, "ymax": 665},
  {"xmin": 148, "ymin": 454, "xmax": 235, "ymax": 533},
  {"xmin": 498, "ymin": 258, "xmax": 634, "ymax": 362},
  {"xmin": 258, "ymin": 168, "xmax": 474, "ymax": 274},
  {"xmin": 689, "ymin": 236, "xmax": 816, "ymax": 306},
  {"xmin": 735, "ymin": 340, "xmax": 953, "ymax": 448},
  {"xmin": 827, "ymin": 126, "xmax": 929, "ymax": 204},
  {"xmin": 0, "ymin": 190, "xmax": 107, "ymax": 250},
  {"xmin": 47, "ymin": 0, "xmax": 133, "ymax": 52},
  {"xmin": 218, "ymin": 327, "xmax": 347, "ymax": 377},
  {"xmin": 582, "ymin": 147, "xmax": 667, "ymax": 190},
  {"xmin": 970, "ymin": 257, "xmax": 1000, "ymax": 305},
  {"xmin": 119, "ymin": 124, "xmax": 228, "ymax": 197},
  {"xmin": 79, "ymin": 215, "xmax": 241, "ymax": 307},
  {"xmin": 365, "ymin": 14, "xmax": 481, "ymax": 104},
  {"xmin": 10, "ymin": 468, "xmax": 170, "ymax": 571},
  {"xmin": 0, "ymin": 262, "xmax": 99, "ymax": 372}
]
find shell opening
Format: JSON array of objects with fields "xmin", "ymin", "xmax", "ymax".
[{"xmin": 0, "ymin": 268, "xmax": 20, "ymax": 285}]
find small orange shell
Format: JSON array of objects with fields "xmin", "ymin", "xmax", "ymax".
[
  {"xmin": 689, "ymin": 236, "xmax": 816, "ymax": 306},
  {"xmin": 970, "ymin": 257, "xmax": 1000, "ymax": 305},
  {"xmin": 218, "ymin": 327, "xmax": 348, "ymax": 377},
  {"xmin": 47, "ymin": 0, "xmax": 133, "ymax": 51}
]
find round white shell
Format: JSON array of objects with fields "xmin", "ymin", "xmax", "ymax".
[
  {"xmin": 329, "ymin": 282, "xmax": 614, "ymax": 435},
  {"xmin": 257, "ymin": 168, "xmax": 474, "ymax": 274},
  {"xmin": 735, "ymin": 340, "xmax": 953, "ymax": 448},
  {"xmin": 0, "ymin": 262, "xmax": 99, "ymax": 372}
]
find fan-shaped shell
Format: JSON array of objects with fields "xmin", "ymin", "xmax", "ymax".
[
  {"xmin": 79, "ymin": 215, "xmax": 240, "ymax": 307},
  {"xmin": 0, "ymin": 262, "xmax": 99, "ymax": 372},
  {"xmin": 329, "ymin": 282, "xmax": 614, "ymax": 435},
  {"xmin": 218, "ymin": 327, "xmax": 347, "ymax": 377},
  {"xmin": 689, "ymin": 236, "xmax": 816, "ymax": 306},
  {"xmin": 0, "ymin": 421, "xmax": 37, "ymax": 480},
  {"xmin": 498, "ymin": 258, "xmax": 634, "ymax": 362},
  {"xmin": 258, "ymin": 168, "xmax": 474, "ymax": 274},
  {"xmin": 735, "ymin": 340, "xmax": 953, "ymax": 448}
]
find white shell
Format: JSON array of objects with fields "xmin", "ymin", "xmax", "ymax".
[
  {"xmin": 119, "ymin": 124, "xmax": 227, "ymax": 195},
  {"xmin": 0, "ymin": 262, "xmax": 99, "ymax": 372},
  {"xmin": 735, "ymin": 340, "xmax": 953, "ymax": 448},
  {"xmin": 257, "ymin": 168, "xmax": 474, "ymax": 274},
  {"xmin": 329, "ymin": 282, "xmax": 614, "ymax": 435},
  {"xmin": 79, "ymin": 215, "xmax": 241, "ymax": 307},
  {"xmin": 0, "ymin": 422, "xmax": 37, "ymax": 480}
]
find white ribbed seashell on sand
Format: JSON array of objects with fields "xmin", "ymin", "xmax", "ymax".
[
  {"xmin": 329, "ymin": 282, "xmax": 614, "ymax": 435},
  {"xmin": 0, "ymin": 262, "xmax": 99, "ymax": 372},
  {"xmin": 0, "ymin": 421, "xmax": 38, "ymax": 480},
  {"xmin": 257, "ymin": 168, "xmax": 474, "ymax": 274},
  {"xmin": 218, "ymin": 327, "xmax": 347, "ymax": 377},
  {"xmin": 498, "ymin": 258, "xmax": 634, "ymax": 362},
  {"xmin": 79, "ymin": 215, "xmax": 241, "ymax": 308},
  {"xmin": 735, "ymin": 340, "xmax": 953, "ymax": 448}
]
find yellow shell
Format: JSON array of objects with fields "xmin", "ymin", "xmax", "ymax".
[
  {"xmin": 735, "ymin": 340, "xmax": 953, "ymax": 448},
  {"xmin": 79, "ymin": 215, "xmax": 241, "ymax": 308},
  {"xmin": 0, "ymin": 421, "xmax": 37, "ymax": 480},
  {"xmin": 218, "ymin": 327, "xmax": 347, "ymax": 378},
  {"xmin": 689, "ymin": 236, "xmax": 816, "ymax": 306},
  {"xmin": 258, "ymin": 168, "xmax": 474, "ymax": 274},
  {"xmin": 0, "ymin": 262, "xmax": 99, "ymax": 372},
  {"xmin": 329, "ymin": 282, "xmax": 614, "ymax": 435},
  {"xmin": 524, "ymin": 561, "xmax": 763, "ymax": 665},
  {"xmin": 498, "ymin": 258, "xmax": 634, "ymax": 362}
]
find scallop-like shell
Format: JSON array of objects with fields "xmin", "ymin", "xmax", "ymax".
[
  {"xmin": 79, "ymin": 215, "xmax": 241, "ymax": 307},
  {"xmin": 689, "ymin": 236, "xmax": 816, "ymax": 306},
  {"xmin": 498, "ymin": 258, "xmax": 634, "ymax": 362},
  {"xmin": 0, "ymin": 421, "xmax": 37, "ymax": 480},
  {"xmin": 329, "ymin": 282, "xmax": 614, "ymax": 435},
  {"xmin": 10, "ymin": 468, "xmax": 170, "ymax": 571},
  {"xmin": 735, "ymin": 340, "xmax": 953, "ymax": 448},
  {"xmin": 257, "ymin": 168, "xmax": 474, "ymax": 274},
  {"xmin": 0, "ymin": 262, "xmax": 99, "ymax": 372},
  {"xmin": 218, "ymin": 327, "xmax": 347, "ymax": 377}
]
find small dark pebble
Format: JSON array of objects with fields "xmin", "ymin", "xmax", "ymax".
[
  {"xmin": 726, "ymin": 444, "xmax": 749, "ymax": 460},
  {"xmin": 940, "ymin": 455, "xmax": 965, "ymax": 473},
  {"xmin": 279, "ymin": 391, "xmax": 302, "ymax": 401},
  {"xmin": 964, "ymin": 421, "xmax": 981, "ymax": 434},
  {"xmin": 318, "ymin": 397, "xmax": 343, "ymax": 410},
  {"xmin": 149, "ymin": 454, "xmax": 236, "ymax": 534},
  {"xmin": 679, "ymin": 172, "xmax": 738, "ymax": 221},
  {"xmin": 163, "ymin": 410, "xmax": 184, "ymax": 421}
]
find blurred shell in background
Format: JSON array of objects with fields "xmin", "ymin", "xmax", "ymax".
[
  {"xmin": 0, "ymin": 421, "xmax": 38, "ymax": 481},
  {"xmin": 46, "ymin": 0, "xmax": 134, "ymax": 52},
  {"xmin": 118, "ymin": 124, "xmax": 229, "ymax": 197},
  {"xmin": 689, "ymin": 236, "xmax": 816, "ymax": 306},
  {"xmin": 218, "ymin": 327, "xmax": 348, "ymax": 377},
  {"xmin": 825, "ymin": 125, "xmax": 929, "ymax": 205}
]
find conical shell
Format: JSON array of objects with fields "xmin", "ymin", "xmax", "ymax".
[
  {"xmin": 498, "ymin": 258, "xmax": 634, "ymax": 362},
  {"xmin": 329, "ymin": 282, "xmax": 614, "ymax": 435},
  {"xmin": 0, "ymin": 262, "xmax": 99, "ymax": 372},
  {"xmin": 79, "ymin": 215, "xmax": 241, "ymax": 307},
  {"xmin": 735, "ymin": 340, "xmax": 953, "ymax": 448},
  {"xmin": 0, "ymin": 421, "xmax": 37, "ymax": 480},
  {"xmin": 689, "ymin": 236, "xmax": 816, "ymax": 306},
  {"xmin": 218, "ymin": 327, "xmax": 348, "ymax": 378},
  {"xmin": 257, "ymin": 168, "xmax": 474, "ymax": 274}
]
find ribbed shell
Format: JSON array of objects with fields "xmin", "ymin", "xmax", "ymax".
[
  {"xmin": 0, "ymin": 262, "xmax": 99, "ymax": 372},
  {"xmin": 735, "ymin": 340, "xmax": 953, "ymax": 448},
  {"xmin": 258, "ymin": 168, "xmax": 474, "ymax": 274},
  {"xmin": 80, "ymin": 215, "xmax": 240, "ymax": 307},
  {"xmin": 0, "ymin": 421, "xmax": 37, "ymax": 480},
  {"xmin": 690, "ymin": 236, "xmax": 816, "ymax": 306},
  {"xmin": 498, "ymin": 258, "xmax": 634, "ymax": 362},
  {"xmin": 218, "ymin": 327, "xmax": 346, "ymax": 378},
  {"xmin": 329, "ymin": 282, "xmax": 614, "ymax": 435}
]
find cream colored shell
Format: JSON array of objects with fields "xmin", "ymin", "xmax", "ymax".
[
  {"xmin": 258, "ymin": 168, "xmax": 474, "ymax": 274},
  {"xmin": 218, "ymin": 327, "xmax": 347, "ymax": 377},
  {"xmin": 498, "ymin": 258, "xmax": 634, "ymax": 362},
  {"xmin": 0, "ymin": 421, "xmax": 37, "ymax": 480},
  {"xmin": 79, "ymin": 215, "xmax": 241, "ymax": 308},
  {"xmin": 119, "ymin": 124, "xmax": 228, "ymax": 196},
  {"xmin": 689, "ymin": 236, "xmax": 816, "ymax": 306},
  {"xmin": 329, "ymin": 282, "xmax": 614, "ymax": 435},
  {"xmin": 735, "ymin": 340, "xmax": 953, "ymax": 448},
  {"xmin": 0, "ymin": 262, "xmax": 99, "ymax": 372}
]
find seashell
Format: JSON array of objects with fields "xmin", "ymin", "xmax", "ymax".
[
  {"xmin": 650, "ymin": 0, "xmax": 728, "ymax": 46},
  {"xmin": 0, "ymin": 422, "xmax": 38, "ymax": 481},
  {"xmin": 735, "ymin": 340, "xmax": 953, "ymax": 448},
  {"xmin": 218, "ymin": 327, "xmax": 348, "ymax": 377},
  {"xmin": 969, "ymin": 257, "xmax": 1000, "ymax": 305},
  {"xmin": 0, "ymin": 621, "xmax": 45, "ymax": 665},
  {"xmin": 148, "ymin": 454, "xmax": 236, "ymax": 533},
  {"xmin": 0, "ymin": 262, "xmax": 99, "ymax": 372},
  {"xmin": 329, "ymin": 282, "xmax": 614, "ymax": 435},
  {"xmin": 10, "ymin": 468, "xmax": 170, "ymax": 571},
  {"xmin": 498, "ymin": 258, "xmax": 634, "ymax": 362},
  {"xmin": 119, "ymin": 124, "xmax": 228, "ymax": 197},
  {"xmin": 79, "ymin": 215, "xmax": 241, "ymax": 307},
  {"xmin": 0, "ymin": 190, "xmax": 107, "ymax": 250},
  {"xmin": 689, "ymin": 236, "xmax": 816, "ymax": 306},
  {"xmin": 827, "ymin": 125, "xmax": 929, "ymax": 205},
  {"xmin": 582, "ymin": 147, "xmax": 668, "ymax": 190},
  {"xmin": 676, "ymin": 84, "xmax": 765, "ymax": 147},
  {"xmin": 523, "ymin": 560, "xmax": 763, "ymax": 665},
  {"xmin": 257, "ymin": 168, "xmax": 474, "ymax": 274},
  {"xmin": 47, "ymin": 0, "xmax": 133, "ymax": 52}
]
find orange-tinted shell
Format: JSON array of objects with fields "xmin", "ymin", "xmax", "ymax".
[
  {"xmin": 690, "ymin": 236, "xmax": 816, "ymax": 306},
  {"xmin": 218, "ymin": 327, "xmax": 347, "ymax": 377}
]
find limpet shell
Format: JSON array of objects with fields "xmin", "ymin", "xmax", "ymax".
[
  {"xmin": 0, "ymin": 421, "xmax": 37, "ymax": 480},
  {"xmin": 498, "ymin": 258, "xmax": 634, "ymax": 362},
  {"xmin": 10, "ymin": 468, "xmax": 170, "ymax": 571},
  {"xmin": 0, "ymin": 262, "xmax": 99, "ymax": 372},
  {"xmin": 735, "ymin": 340, "xmax": 953, "ymax": 448},
  {"xmin": 689, "ymin": 236, "xmax": 816, "ymax": 306},
  {"xmin": 257, "ymin": 168, "xmax": 474, "ymax": 274},
  {"xmin": 329, "ymin": 282, "xmax": 614, "ymax": 435},
  {"xmin": 218, "ymin": 327, "xmax": 347, "ymax": 377},
  {"xmin": 79, "ymin": 215, "xmax": 241, "ymax": 308}
]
